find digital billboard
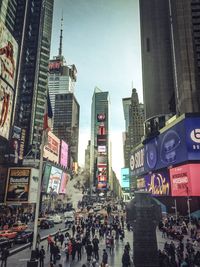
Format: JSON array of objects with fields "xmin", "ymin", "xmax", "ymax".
[
  {"xmin": 6, "ymin": 168, "xmax": 31, "ymax": 202},
  {"xmin": 44, "ymin": 131, "xmax": 60, "ymax": 163},
  {"xmin": 0, "ymin": 166, "xmax": 8, "ymax": 202},
  {"xmin": 97, "ymin": 166, "xmax": 107, "ymax": 182},
  {"xmin": 130, "ymin": 146, "xmax": 145, "ymax": 176},
  {"xmin": 97, "ymin": 134, "xmax": 107, "ymax": 146},
  {"xmin": 42, "ymin": 163, "xmax": 51, "ymax": 192},
  {"xmin": 121, "ymin": 168, "xmax": 130, "ymax": 189},
  {"xmin": 137, "ymin": 169, "xmax": 170, "ymax": 196},
  {"xmin": 97, "ymin": 182, "xmax": 107, "ymax": 190},
  {"xmin": 59, "ymin": 172, "xmax": 69, "ymax": 194},
  {"xmin": 47, "ymin": 166, "xmax": 62, "ymax": 194},
  {"xmin": 8, "ymin": 126, "xmax": 21, "ymax": 164},
  {"xmin": 169, "ymin": 164, "xmax": 200, "ymax": 197},
  {"xmin": 48, "ymin": 60, "xmax": 62, "ymax": 72},
  {"xmin": 98, "ymin": 146, "xmax": 106, "ymax": 153},
  {"xmin": 0, "ymin": 80, "xmax": 14, "ymax": 140},
  {"xmin": 185, "ymin": 117, "xmax": 200, "ymax": 160},
  {"xmin": 97, "ymin": 113, "xmax": 106, "ymax": 122},
  {"xmin": 60, "ymin": 140, "xmax": 68, "ymax": 168},
  {"xmin": 0, "ymin": 21, "xmax": 18, "ymax": 89}
]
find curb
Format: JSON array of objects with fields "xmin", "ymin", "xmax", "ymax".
[{"xmin": 9, "ymin": 227, "xmax": 70, "ymax": 257}]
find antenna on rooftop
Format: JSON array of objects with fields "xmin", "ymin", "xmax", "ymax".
[{"xmin": 58, "ymin": 12, "xmax": 63, "ymax": 57}]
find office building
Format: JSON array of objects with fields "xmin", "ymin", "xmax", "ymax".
[
  {"xmin": 53, "ymin": 93, "xmax": 80, "ymax": 168},
  {"xmin": 140, "ymin": 0, "xmax": 200, "ymax": 121},
  {"xmin": 13, "ymin": 0, "xmax": 54, "ymax": 159},
  {"xmin": 90, "ymin": 87, "xmax": 110, "ymax": 191},
  {"xmin": 48, "ymin": 18, "xmax": 77, "ymax": 115},
  {"xmin": 122, "ymin": 88, "xmax": 144, "ymax": 167}
]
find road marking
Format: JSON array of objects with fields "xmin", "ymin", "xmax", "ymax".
[{"xmin": 19, "ymin": 259, "xmax": 30, "ymax": 261}]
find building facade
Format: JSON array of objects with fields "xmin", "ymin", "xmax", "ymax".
[
  {"xmin": 90, "ymin": 87, "xmax": 110, "ymax": 192},
  {"xmin": 53, "ymin": 93, "xmax": 80, "ymax": 168},
  {"xmin": 122, "ymin": 88, "xmax": 144, "ymax": 167}
]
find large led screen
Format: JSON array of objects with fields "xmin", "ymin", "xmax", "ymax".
[
  {"xmin": 60, "ymin": 140, "xmax": 68, "ymax": 168},
  {"xmin": 59, "ymin": 172, "xmax": 69, "ymax": 194},
  {"xmin": 47, "ymin": 166, "xmax": 62, "ymax": 194},
  {"xmin": 137, "ymin": 169, "xmax": 170, "ymax": 196},
  {"xmin": 42, "ymin": 163, "xmax": 51, "ymax": 192},
  {"xmin": 0, "ymin": 21, "xmax": 18, "ymax": 89},
  {"xmin": 121, "ymin": 168, "xmax": 130, "ymax": 189},
  {"xmin": 169, "ymin": 164, "xmax": 200, "ymax": 197},
  {"xmin": 44, "ymin": 131, "xmax": 60, "ymax": 163},
  {"xmin": 0, "ymin": 80, "xmax": 14, "ymax": 139}
]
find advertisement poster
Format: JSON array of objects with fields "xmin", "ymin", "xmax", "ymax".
[
  {"xmin": 170, "ymin": 164, "xmax": 200, "ymax": 196},
  {"xmin": 42, "ymin": 163, "xmax": 51, "ymax": 192},
  {"xmin": 185, "ymin": 117, "xmax": 200, "ymax": 160},
  {"xmin": 121, "ymin": 168, "xmax": 130, "ymax": 189},
  {"xmin": 28, "ymin": 168, "xmax": 39, "ymax": 203},
  {"xmin": 43, "ymin": 131, "xmax": 60, "ymax": 163},
  {"xmin": 0, "ymin": 80, "xmax": 13, "ymax": 140},
  {"xmin": 60, "ymin": 140, "xmax": 68, "ymax": 168},
  {"xmin": 9, "ymin": 126, "xmax": 21, "ymax": 164},
  {"xmin": 6, "ymin": 168, "xmax": 30, "ymax": 202},
  {"xmin": 59, "ymin": 172, "xmax": 69, "ymax": 194},
  {"xmin": 97, "ymin": 182, "xmax": 107, "ymax": 190},
  {"xmin": 47, "ymin": 166, "xmax": 62, "ymax": 194},
  {"xmin": 0, "ymin": 21, "xmax": 18, "ymax": 89}
]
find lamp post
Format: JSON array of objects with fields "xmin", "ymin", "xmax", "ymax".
[{"xmin": 186, "ymin": 186, "xmax": 191, "ymax": 223}]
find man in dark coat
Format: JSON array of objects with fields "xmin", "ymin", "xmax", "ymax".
[
  {"xmin": 122, "ymin": 249, "xmax": 131, "ymax": 267},
  {"xmin": 92, "ymin": 236, "xmax": 99, "ymax": 260},
  {"xmin": 1, "ymin": 247, "xmax": 9, "ymax": 267},
  {"xmin": 39, "ymin": 245, "xmax": 45, "ymax": 267},
  {"xmin": 86, "ymin": 241, "xmax": 93, "ymax": 262}
]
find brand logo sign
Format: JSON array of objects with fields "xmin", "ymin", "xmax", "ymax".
[
  {"xmin": 190, "ymin": 129, "xmax": 200, "ymax": 143},
  {"xmin": 130, "ymin": 147, "xmax": 144, "ymax": 176}
]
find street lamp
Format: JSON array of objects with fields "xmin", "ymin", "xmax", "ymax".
[{"xmin": 186, "ymin": 186, "xmax": 191, "ymax": 223}]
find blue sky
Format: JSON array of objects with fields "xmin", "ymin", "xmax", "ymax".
[{"xmin": 50, "ymin": 0, "xmax": 143, "ymax": 178}]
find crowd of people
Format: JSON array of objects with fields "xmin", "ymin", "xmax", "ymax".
[
  {"xmin": 158, "ymin": 215, "xmax": 200, "ymax": 266},
  {"xmin": 44, "ymin": 211, "xmax": 132, "ymax": 267}
]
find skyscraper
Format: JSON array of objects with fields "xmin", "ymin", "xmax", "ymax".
[
  {"xmin": 53, "ymin": 93, "xmax": 80, "ymax": 168},
  {"xmin": 90, "ymin": 87, "xmax": 110, "ymax": 191},
  {"xmin": 13, "ymin": 0, "xmax": 54, "ymax": 158},
  {"xmin": 140, "ymin": 0, "xmax": 200, "ymax": 121},
  {"xmin": 48, "ymin": 18, "xmax": 77, "ymax": 115},
  {"xmin": 122, "ymin": 88, "xmax": 144, "ymax": 167}
]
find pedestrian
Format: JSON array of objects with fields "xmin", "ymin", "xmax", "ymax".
[
  {"xmin": 59, "ymin": 233, "xmax": 64, "ymax": 248},
  {"xmin": 37, "ymin": 233, "xmax": 41, "ymax": 247},
  {"xmin": 0, "ymin": 248, "xmax": 9, "ymax": 267},
  {"xmin": 76, "ymin": 239, "xmax": 82, "ymax": 261},
  {"xmin": 47, "ymin": 235, "xmax": 53, "ymax": 251},
  {"xmin": 39, "ymin": 245, "xmax": 45, "ymax": 267},
  {"xmin": 86, "ymin": 240, "xmax": 93, "ymax": 262},
  {"xmin": 92, "ymin": 235, "xmax": 99, "ymax": 260},
  {"xmin": 122, "ymin": 249, "xmax": 131, "ymax": 267},
  {"xmin": 102, "ymin": 249, "xmax": 108, "ymax": 266}
]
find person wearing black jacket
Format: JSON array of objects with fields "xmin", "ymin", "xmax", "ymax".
[
  {"xmin": 92, "ymin": 236, "xmax": 99, "ymax": 261},
  {"xmin": 122, "ymin": 249, "xmax": 131, "ymax": 267},
  {"xmin": 1, "ymin": 247, "xmax": 9, "ymax": 267},
  {"xmin": 86, "ymin": 241, "xmax": 93, "ymax": 262},
  {"xmin": 39, "ymin": 245, "xmax": 45, "ymax": 267}
]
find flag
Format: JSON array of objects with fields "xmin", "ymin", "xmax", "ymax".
[{"xmin": 43, "ymin": 93, "xmax": 53, "ymax": 145}]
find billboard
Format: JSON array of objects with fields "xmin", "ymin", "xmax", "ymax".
[
  {"xmin": 41, "ymin": 163, "xmax": 51, "ymax": 192},
  {"xmin": 0, "ymin": 80, "xmax": 14, "ymax": 140},
  {"xmin": 137, "ymin": 169, "xmax": 170, "ymax": 196},
  {"xmin": 48, "ymin": 60, "xmax": 62, "ymax": 72},
  {"xmin": 44, "ymin": 131, "xmax": 60, "ymax": 163},
  {"xmin": 185, "ymin": 117, "xmax": 200, "ymax": 160},
  {"xmin": 121, "ymin": 168, "xmax": 130, "ymax": 189},
  {"xmin": 28, "ymin": 168, "xmax": 39, "ymax": 203},
  {"xmin": 97, "ymin": 113, "xmax": 106, "ymax": 122},
  {"xmin": 98, "ymin": 146, "xmax": 106, "ymax": 153},
  {"xmin": 6, "ymin": 168, "xmax": 30, "ymax": 202},
  {"xmin": 0, "ymin": 21, "xmax": 18, "ymax": 89},
  {"xmin": 169, "ymin": 164, "xmax": 200, "ymax": 197},
  {"xmin": 97, "ymin": 166, "xmax": 107, "ymax": 182},
  {"xmin": 60, "ymin": 140, "xmax": 68, "ymax": 168},
  {"xmin": 97, "ymin": 134, "xmax": 107, "ymax": 146},
  {"xmin": 8, "ymin": 126, "xmax": 21, "ymax": 164},
  {"xmin": 130, "ymin": 146, "xmax": 145, "ymax": 176},
  {"xmin": 59, "ymin": 172, "xmax": 69, "ymax": 194},
  {"xmin": 97, "ymin": 182, "xmax": 107, "ymax": 190},
  {"xmin": 47, "ymin": 166, "xmax": 62, "ymax": 194},
  {"xmin": 97, "ymin": 155, "xmax": 107, "ymax": 165}
]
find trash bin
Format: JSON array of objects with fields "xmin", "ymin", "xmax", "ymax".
[{"xmin": 27, "ymin": 259, "xmax": 38, "ymax": 267}]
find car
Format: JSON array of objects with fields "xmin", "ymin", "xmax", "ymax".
[
  {"xmin": 64, "ymin": 215, "xmax": 75, "ymax": 225},
  {"xmin": 0, "ymin": 230, "xmax": 17, "ymax": 239},
  {"xmin": 48, "ymin": 214, "xmax": 62, "ymax": 224},
  {"xmin": 38, "ymin": 217, "xmax": 47, "ymax": 227},
  {"xmin": 12, "ymin": 222, "xmax": 28, "ymax": 232},
  {"xmin": 64, "ymin": 211, "xmax": 74, "ymax": 218},
  {"xmin": 0, "ymin": 237, "xmax": 14, "ymax": 251},
  {"xmin": 40, "ymin": 219, "xmax": 54, "ymax": 229},
  {"xmin": 15, "ymin": 230, "xmax": 33, "ymax": 244}
]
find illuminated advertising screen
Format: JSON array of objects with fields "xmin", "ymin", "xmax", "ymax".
[
  {"xmin": 44, "ymin": 131, "xmax": 60, "ymax": 163},
  {"xmin": 42, "ymin": 163, "xmax": 51, "ymax": 192},
  {"xmin": 97, "ymin": 167, "xmax": 107, "ymax": 182},
  {"xmin": 48, "ymin": 60, "xmax": 62, "ymax": 72},
  {"xmin": 121, "ymin": 168, "xmax": 130, "ymax": 189},
  {"xmin": 170, "ymin": 164, "xmax": 200, "ymax": 197},
  {"xmin": 97, "ymin": 134, "xmax": 107, "ymax": 146},
  {"xmin": 97, "ymin": 155, "xmax": 107, "ymax": 165},
  {"xmin": 60, "ymin": 140, "xmax": 68, "ymax": 168},
  {"xmin": 130, "ymin": 146, "xmax": 145, "ymax": 176},
  {"xmin": 97, "ymin": 113, "xmax": 106, "ymax": 122},
  {"xmin": 97, "ymin": 182, "xmax": 107, "ymax": 190},
  {"xmin": 98, "ymin": 146, "xmax": 106, "ymax": 153},
  {"xmin": 59, "ymin": 172, "xmax": 69, "ymax": 194},
  {"xmin": 6, "ymin": 168, "xmax": 30, "ymax": 202},
  {"xmin": 0, "ymin": 80, "xmax": 14, "ymax": 140},
  {"xmin": 47, "ymin": 166, "xmax": 62, "ymax": 194},
  {"xmin": 0, "ymin": 21, "xmax": 18, "ymax": 89},
  {"xmin": 185, "ymin": 117, "xmax": 200, "ymax": 160},
  {"xmin": 137, "ymin": 169, "xmax": 170, "ymax": 196},
  {"xmin": 8, "ymin": 126, "xmax": 21, "ymax": 164},
  {"xmin": 97, "ymin": 122, "xmax": 106, "ymax": 135}
]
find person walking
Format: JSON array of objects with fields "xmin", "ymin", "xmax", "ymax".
[
  {"xmin": 0, "ymin": 248, "xmax": 9, "ymax": 267},
  {"xmin": 122, "ymin": 249, "xmax": 131, "ymax": 267},
  {"xmin": 86, "ymin": 240, "xmax": 93, "ymax": 262},
  {"xmin": 92, "ymin": 235, "xmax": 99, "ymax": 261},
  {"xmin": 76, "ymin": 239, "xmax": 82, "ymax": 261},
  {"xmin": 102, "ymin": 249, "xmax": 108, "ymax": 266},
  {"xmin": 39, "ymin": 246, "xmax": 46, "ymax": 267}
]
